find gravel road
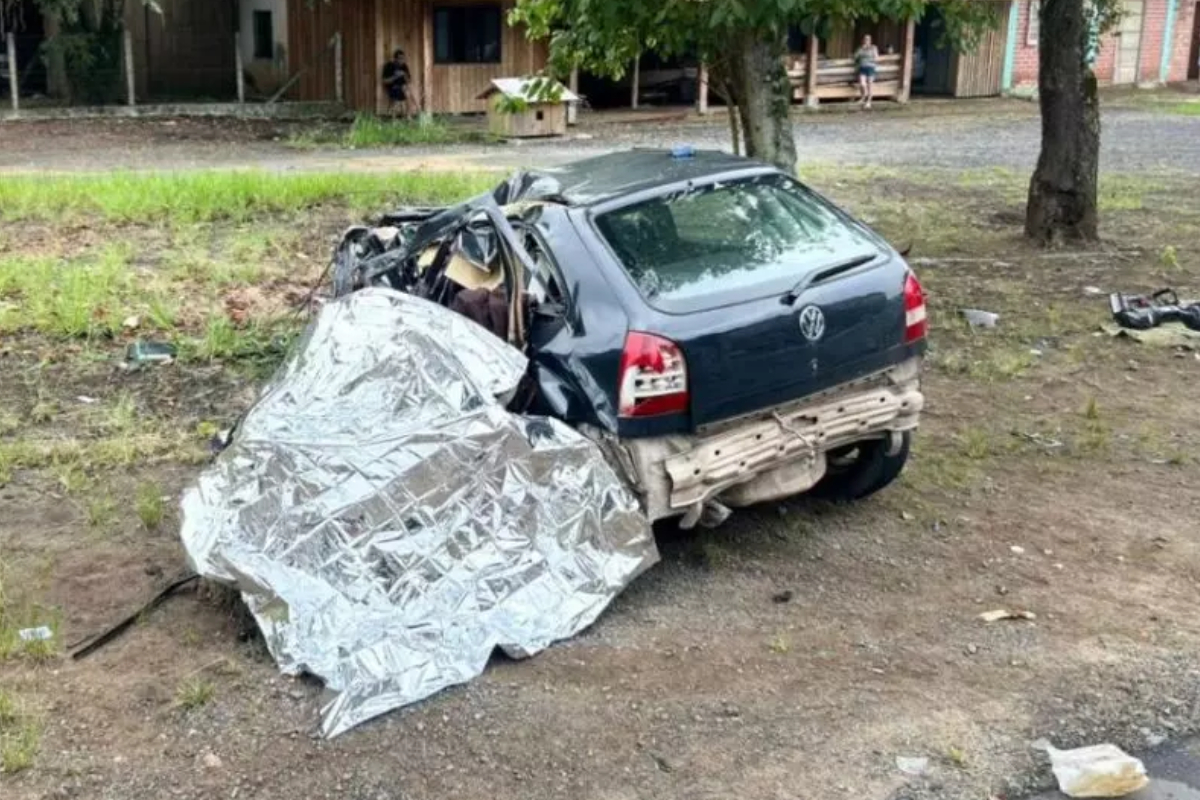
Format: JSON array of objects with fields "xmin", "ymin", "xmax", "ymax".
[{"xmin": 2, "ymin": 103, "xmax": 1199, "ymax": 174}]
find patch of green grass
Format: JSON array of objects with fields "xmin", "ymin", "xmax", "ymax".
[
  {"xmin": 904, "ymin": 443, "xmax": 983, "ymax": 493},
  {"xmin": 0, "ymin": 429, "xmax": 205, "ymax": 488},
  {"xmin": 0, "ymin": 246, "xmax": 143, "ymax": 338},
  {"xmin": 344, "ymin": 114, "xmax": 488, "ymax": 147},
  {"xmin": 1160, "ymin": 245, "xmax": 1180, "ymax": 270},
  {"xmin": 0, "ymin": 170, "xmax": 496, "ymax": 224},
  {"xmin": 86, "ymin": 496, "xmax": 118, "ymax": 530},
  {"xmin": 0, "ymin": 565, "xmax": 61, "ymax": 663},
  {"xmin": 136, "ymin": 482, "xmax": 165, "ymax": 530},
  {"xmin": 0, "ymin": 691, "xmax": 40, "ymax": 774},
  {"xmin": 1161, "ymin": 102, "xmax": 1200, "ymax": 117},
  {"xmin": 175, "ymin": 678, "xmax": 216, "ymax": 710},
  {"xmin": 288, "ymin": 114, "xmax": 492, "ymax": 150},
  {"xmin": 49, "ymin": 460, "xmax": 92, "ymax": 495},
  {"xmin": 959, "ymin": 427, "xmax": 993, "ymax": 460},
  {"xmin": 768, "ymin": 634, "xmax": 791, "ymax": 654},
  {"xmin": 931, "ymin": 344, "xmax": 1035, "ymax": 382},
  {"xmin": 178, "ymin": 315, "xmax": 298, "ymax": 368}
]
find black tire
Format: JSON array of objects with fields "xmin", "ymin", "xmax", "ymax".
[{"xmin": 809, "ymin": 432, "xmax": 911, "ymax": 502}]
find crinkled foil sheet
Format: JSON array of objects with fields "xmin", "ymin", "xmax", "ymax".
[{"xmin": 180, "ymin": 288, "xmax": 658, "ymax": 737}]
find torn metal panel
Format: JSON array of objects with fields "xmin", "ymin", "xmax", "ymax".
[{"xmin": 180, "ymin": 288, "xmax": 658, "ymax": 737}]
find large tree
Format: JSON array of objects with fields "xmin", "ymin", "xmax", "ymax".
[
  {"xmin": 512, "ymin": 0, "xmax": 995, "ymax": 172},
  {"xmin": 1024, "ymin": 0, "xmax": 1116, "ymax": 243}
]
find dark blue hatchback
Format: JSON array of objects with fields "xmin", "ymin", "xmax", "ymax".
[{"xmin": 333, "ymin": 150, "xmax": 927, "ymax": 526}]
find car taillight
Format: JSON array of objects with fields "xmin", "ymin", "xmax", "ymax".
[
  {"xmin": 904, "ymin": 271, "xmax": 928, "ymax": 343},
  {"xmin": 618, "ymin": 332, "xmax": 689, "ymax": 418}
]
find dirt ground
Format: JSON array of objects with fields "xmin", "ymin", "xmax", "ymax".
[{"xmin": 3, "ymin": 106, "xmax": 1200, "ymax": 800}]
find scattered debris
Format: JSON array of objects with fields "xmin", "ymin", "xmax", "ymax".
[
  {"xmin": 896, "ymin": 756, "xmax": 931, "ymax": 776},
  {"xmin": 71, "ymin": 574, "xmax": 200, "ymax": 659},
  {"xmin": 961, "ymin": 309, "xmax": 1000, "ymax": 329},
  {"xmin": 1010, "ymin": 545, "xmax": 1026, "ymax": 555},
  {"xmin": 900, "ymin": 510, "xmax": 915, "ymax": 521},
  {"xmin": 122, "ymin": 315, "xmax": 140, "ymax": 330},
  {"xmin": 124, "ymin": 340, "xmax": 177, "ymax": 368},
  {"xmin": 17, "ymin": 626, "xmax": 53, "ymax": 642},
  {"xmin": 771, "ymin": 590, "xmax": 794, "ymax": 604},
  {"xmin": 1103, "ymin": 321, "xmax": 1200, "ymax": 349},
  {"xmin": 979, "ymin": 609, "xmax": 1036, "ymax": 623},
  {"xmin": 201, "ymin": 751, "xmax": 223, "ymax": 770},
  {"xmin": 965, "ymin": 643, "xmax": 979, "ymax": 655},
  {"xmin": 76, "ymin": 395, "xmax": 99, "ymax": 405},
  {"xmin": 1035, "ymin": 740, "xmax": 1149, "ymax": 798},
  {"xmin": 1083, "ymin": 286, "xmax": 1104, "ymax": 296}
]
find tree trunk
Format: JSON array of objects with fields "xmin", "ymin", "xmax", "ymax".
[
  {"xmin": 726, "ymin": 32, "xmax": 796, "ymax": 172},
  {"xmin": 1025, "ymin": 0, "xmax": 1100, "ymax": 244}
]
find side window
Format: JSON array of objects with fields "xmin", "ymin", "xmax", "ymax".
[{"xmin": 520, "ymin": 227, "xmax": 567, "ymax": 308}]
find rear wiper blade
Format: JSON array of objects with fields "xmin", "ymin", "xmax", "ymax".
[{"xmin": 784, "ymin": 254, "xmax": 876, "ymax": 303}]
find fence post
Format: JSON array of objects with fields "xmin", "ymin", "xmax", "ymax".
[
  {"xmin": 333, "ymin": 32, "xmax": 344, "ymax": 104},
  {"xmin": 630, "ymin": 54, "xmax": 639, "ymax": 109},
  {"xmin": 123, "ymin": 28, "xmax": 135, "ymax": 106},
  {"xmin": 697, "ymin": 62, "xmax": 709, "ymax": 115},
  {"xmin": 235, "ymin": 34, "xmax": 245, "ymax": 105},
  {"xmin": 567, "ymin": 65, "xmax": 578, "ymax": 125},
  {"xmin": 6, "ymin": 32, "xmax": 18, "ymax": 113}
]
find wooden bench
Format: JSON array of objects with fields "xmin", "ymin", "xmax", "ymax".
[{"xmin": 786, "ymin": 53, "xmax": 902, "ymax": 102}]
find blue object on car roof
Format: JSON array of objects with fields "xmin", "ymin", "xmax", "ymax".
[{"xmin": 670, "ymin": 144, "xmax": 695, "ymax": 159}]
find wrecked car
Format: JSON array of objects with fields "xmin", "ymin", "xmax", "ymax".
[
  {"xmin": 333, "ymin": 149, "xmax": 928, "ymax": 527},
  {"xmin": 179, "ymin": 149, "xmax": 929, "ymax": 737}
]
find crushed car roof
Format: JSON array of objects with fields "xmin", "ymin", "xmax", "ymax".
[{"xmin": 537, "ymin": 149, "xmax": 775, "ymax": 207}]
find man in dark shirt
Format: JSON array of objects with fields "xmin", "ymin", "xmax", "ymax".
[{"xmin": 382, "ymin": 49, "xmax": 412, "ymax": 117}]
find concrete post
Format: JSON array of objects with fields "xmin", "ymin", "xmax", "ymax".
[
  {"xmin": 898, "ymin": 18, "xmax": 915, "ymax": 103},
  {"xmin": 567, "ymin": 65, "xmax": 579, "ymax": 125},
  {"xmin": 123, "ymin": 28, "xmax": 135, "ymax": 106},
  {"xmin": 5, "ymin": 32, "xmax": 17, "ymax": 113},
  {"xmin": 804, "ymin": 34, "xmax": 820, "ymax": 108},
  {"xmin": 236, "ymin": 34, "xmax": 245, "ymax": 104}
]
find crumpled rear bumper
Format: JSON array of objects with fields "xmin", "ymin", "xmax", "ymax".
[{"xmin": 606, "ymin": 358, "xmax": 924, "ymax": 523}]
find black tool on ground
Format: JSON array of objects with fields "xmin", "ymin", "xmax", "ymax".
[
  {"xmin": 1110, "ymin": 288, "xmax": 1200, "ymax": 331},
  {"xmin": 70, "ymin": 573, "xmax": 200, "ymax": 660}
]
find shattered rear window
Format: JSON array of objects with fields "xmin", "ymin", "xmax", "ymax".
[{"xmin": 593, "ymin": 174, "xmax": 880, "ymax": 311}]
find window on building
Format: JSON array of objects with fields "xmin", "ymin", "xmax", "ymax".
[
  {"xmin": 253, "ymin": 10, "xmax": 274, "ymax": 60},
  {"xmin": 433, "ymin": 6, "xmax": 502, "ymax": 64}
]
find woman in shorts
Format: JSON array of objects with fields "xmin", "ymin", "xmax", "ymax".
[{"xmin": 855, "ymin": 34, "xmax": 879, "ymax": 109}]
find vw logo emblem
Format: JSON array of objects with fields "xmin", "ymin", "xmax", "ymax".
[{"xmin": 798, "ymin": 305, "xmax": 826, "ymax": 342}]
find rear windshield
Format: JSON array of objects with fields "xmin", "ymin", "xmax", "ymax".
[{"xmin": 593, "ymin": 174, "xmax": 881, "ymax": 311}]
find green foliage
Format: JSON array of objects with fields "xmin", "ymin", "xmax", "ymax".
[
  {"xmin": 34, "ymin": 0, "xmax": 127, "ymax": 105},
  {"xmin": 512, "ymin": 0, "xmax": 998, "ymax": 81}
]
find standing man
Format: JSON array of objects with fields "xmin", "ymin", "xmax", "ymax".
[
  {"xmin": 382, "ymin": 49, "xmax": 412, "ymax": 118},
  {"xmin": 854, "ymin": 34, "xmax": 879, "ymax": 109}
]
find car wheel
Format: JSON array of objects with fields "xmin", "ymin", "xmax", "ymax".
[{"xmin": 809, "ymin": 432, "xmax": 911, "ymax": 502}]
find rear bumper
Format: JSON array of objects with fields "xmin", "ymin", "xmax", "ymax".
[{"xmin": 599, "ymin": 358, "xmax": 924, "ymax": 523}]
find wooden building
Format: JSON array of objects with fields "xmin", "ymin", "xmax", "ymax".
[
  {"xmin": 286, "ymin": 0, "xmax": 548, "ymax": 113},
  {"xmin": 914, "ymin": 1, "xmax": 1010, "ymax": 97}
]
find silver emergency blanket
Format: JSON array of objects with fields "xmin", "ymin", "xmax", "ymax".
[{"xmin": 180, "ymin": 288, "xmax": 657, "ymax": 737}]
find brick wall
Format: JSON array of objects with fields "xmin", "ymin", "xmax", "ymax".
[
  {"xmin": 1168, "ymin": 0, "xmax": 1196, "ymax": 80},
  {"xmin": 1010, "ymin": 0, "xmax": 1193, "ymax": 88}
]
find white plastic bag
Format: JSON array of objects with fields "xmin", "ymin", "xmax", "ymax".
[{"xmin": 1038, "ymin": 741, "xmax": 1150, "ymax": 798}]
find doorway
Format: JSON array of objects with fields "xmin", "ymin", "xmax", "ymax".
[{"xmin": 1113, "ymin": 0, "xmax": 1144, "ymax": 84}]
